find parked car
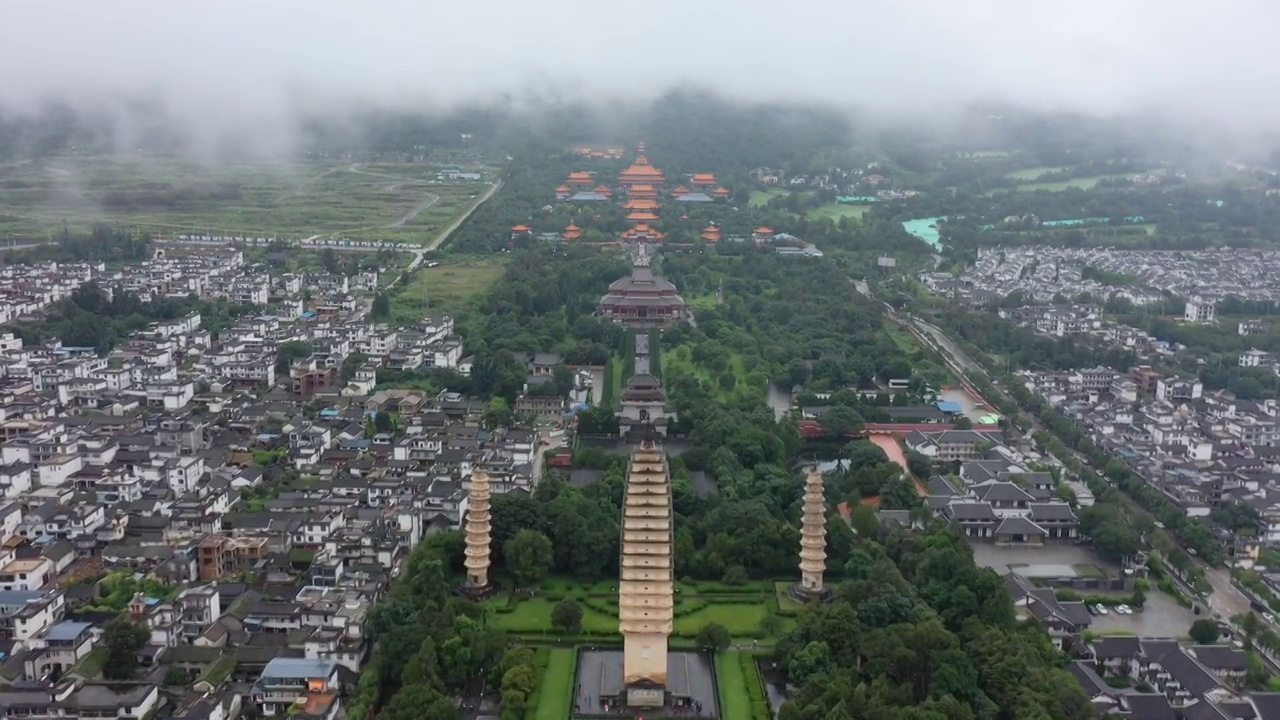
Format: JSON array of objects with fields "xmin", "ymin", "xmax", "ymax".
[
  {"xmin": 1095, "ymin": 605, "xmax": 1109, "ymax": 616},
  {"xmin": 1116, "ymin": 605, "xmax": 1132, "ymax": 615}
]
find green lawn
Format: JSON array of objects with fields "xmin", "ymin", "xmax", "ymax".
[
  {"xmin": 1073, "ymin": 564, "xmax": 1107, "ymax": 578},
  {"xmin": 673, "ymin": 603, "xmax": 771, "ymax": 637},
  {"xmin": 685, "ymin": 293, "xmax": 719, "ymax": 310},
  {"xmin": 716, "ymin": 652, "xmax": 752, "ymax": 720},
  {"xmin": 774, "ymin": 582, "xmax": 805, "ymax": 614},
  {"xmin": 534, "ymin": 649, "xmax": 576, "ymax": 720},
  {"xmin": 388, "ymin": 258, "xmax": 505, "ymax": 322},
  {"xmin": 805, "ymin": 203, "xmax": 871, "ymax": 221},
  {"xmin": 488, "ymin": 599, "xmax": 617, "ymax": 634}
]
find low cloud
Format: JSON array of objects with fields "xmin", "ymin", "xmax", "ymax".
[{"xmin": 2, "ymin": 0, "xmax": 1277, "ymax": 153}]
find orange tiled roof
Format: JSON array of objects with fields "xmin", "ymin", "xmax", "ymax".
[
  {"xmin": 713, "ymin": 186, "xmax": 730, "ymax": 195},
  {"xmin": 626, "ymin": 211, "xmax": 660, "ymax": 222},
  {"xmin": 703, "ymin": 225, "xmax": 718, "ymax": 232},
  {"xmin": 671, "ymin": 186, "xmax": 690, "ymax": 195},
  {"xmin": 511, "ymin": 224, "xmax": 530, "ymax": 232},
  {"xmin": 620, "ymin": 156, "xmax": 664, "ymax": 178},
  {"xmin": 592, "ymin": 184, "xmax": 613, "ymax": 194},
  {"xmin": 754, "ymin": 226, "xmax": 774, "ymax": 234},
  {"xmin": 691, "ymin": 173, "xmax": 716, "ymax": 182},
  {"xmin": 624, "ymin": 198, "xmax": 660, "ymax": 210},
  {"xmin": 555, "ymin": 185, "xmax": 570, "ymax": 192}
]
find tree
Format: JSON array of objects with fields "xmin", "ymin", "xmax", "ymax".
[
  {"xmin": 380, "ymin": 684, "xmax": 453, "ymax": 720},
  {"xmin": 275, "ymin": 340, "xmax": 314, "ymax": 373},
  {"xmin": 1190, "ymin": 619, "xmax": 1222, "ymax": 645},
  {"xmin": 371, "ymin": 292, "xmax": 392, "ymax": 320},
  {"xmin": 551, "ymin": 599, "xmax": 584, "ymax": 635},
  {"xmin": 102, "ymin": 615, "xmax": 150, "ymax": 680},
  {"xmin": 504, "ymin": 529, "xmax": 554, "ymax": 587},
  {"xmin": 696, "ymin": 622, "xmax": 731, "ymax": 652}
]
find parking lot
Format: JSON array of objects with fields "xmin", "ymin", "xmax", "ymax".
[
  {"xmin": 1087, "ymin": 589, "xmax": 1197, "ymax": 638},
  {"xmin": 972, "ymin": 542, "xmax": 1197, "ymax": 638}
]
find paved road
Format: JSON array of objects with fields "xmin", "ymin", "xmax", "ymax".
[{"xmin": 424, "ymin": 178, "xmax": 503, "ymax": 251}]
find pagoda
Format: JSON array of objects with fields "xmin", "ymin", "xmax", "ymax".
[
  {"xmin": 598, "ymin": 246, "xmax": 686, "ymax": 328},
  {"xmin": 461, "ymin": 470, "xmax": 495, "ymax": 597},
  {"xmin": 619, "ymin": 156, "xmax": 666, "ymax": 191},
  {"xmin": 712, "ymin": 187, "xmax": 731, "ymax": 200},
  {"xmin": 700, "ymin": 225, "xmax": 721, "ymax": 242},
  {"xmin": 592, "ymin": 184, "xmax": 614, "ymax": 198},
  {"xmin": 619, "ymin": 437, "xmax": 675, "ymax": 707},
  {"xmin": 562, "ymin": 223, "xmax": 583, "ymax": 240},
  {"xmin": 793, "ymin": 468, "xmax": 833, "ymax": 603},
  {"xmin": 555, "ymin": 185, "xmax": 571, "ymax": 200},
  {"xmin": 670, "ymin": 185, "xmax": 691, "ymax": 198}
]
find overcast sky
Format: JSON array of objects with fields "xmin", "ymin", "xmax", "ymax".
[{"xmin": 2, "ymin": 0, "xmax": 1278, "ymax": 142}]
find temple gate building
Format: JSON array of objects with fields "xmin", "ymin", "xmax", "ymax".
[{"xmin": 597, "ymin": 247, "xmax": 688, "ymax": 328}]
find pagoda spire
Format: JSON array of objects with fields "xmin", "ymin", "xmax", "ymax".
[
  {"xmin": 463, "ymin": 469, "xmax": 493, "ymax": 593},
  {"xmin": 797, "ymin": 468, "xmax": 828, "ymax": 599}
]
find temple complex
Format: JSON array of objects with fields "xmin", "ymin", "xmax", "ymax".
[
  {"xmin": 618, "ymin": 437, "xmax": 675, "ymax": 707},
  {"xmin": 461, "ymin": 469, "xmax": 494, "ymax": 597},
  {"xmin": 598, "ymin": 246, "xmax": 688, "ymax": 328},
  {"xmin": 793, "ymin": 468, "xmax": 833, "ymax": 603}
]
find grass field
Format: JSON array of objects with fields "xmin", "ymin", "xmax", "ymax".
[
  {"xmin": 533, "ymin": 649, "xmax": 576, "ymax": 720},
  {"xmin": 1012, "ymin": 174, "xmax": 1135, "ymax": 192},
  {"xmin": 749, "ymin": 188, "xmax": 790, "ymax": 207},
  {"xmin": 1006, "ymin": 166, "xmax": 1071, "ymax": 180},
  {"xmin": 805, "ymin": 203, "xmax": 871, "ymax": 221},
  {"xmin": 685, "ymin": 293, "xmax": 720, "ymax": 310},
  {"xmin": 0, "ymin": 155, "xmax": 497, "ymax": 243},
  {"xmin": 388, "ymin": 258, "xmax": 505, "ymax": 323}
]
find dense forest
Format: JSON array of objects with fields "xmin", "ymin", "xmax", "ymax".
[{"xmin": 776, "ymin": 517, "xmax": 1093, "ymax": 720}]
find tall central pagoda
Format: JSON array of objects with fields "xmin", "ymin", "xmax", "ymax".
[{"xmin": 618, "ymin": 438, "xmax": 674, "ymax": 707}]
